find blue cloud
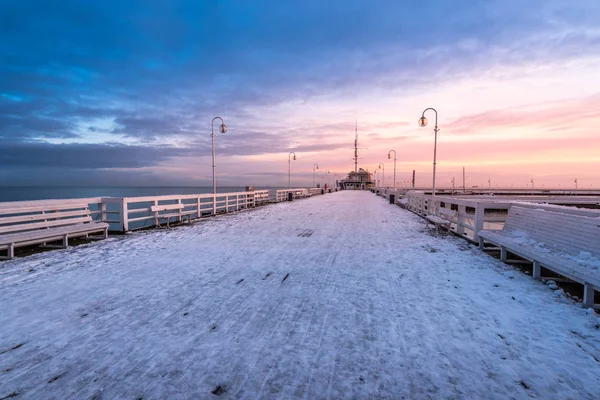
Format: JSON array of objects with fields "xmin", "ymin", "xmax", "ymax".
[{"xmin": 1, "ymin": 0, "xmax": 599, "ymax": 184}]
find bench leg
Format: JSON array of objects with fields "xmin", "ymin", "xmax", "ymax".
[
  {"xmin": 1, "ymin": 243, "xmax": 15, "ymax": 260},
  {"xmin": 532, "ymin": 261, "xmax": 541, "ymax": 280},
  {"xmin": 583, "ymin": 283, "xmax": 595, "ymax": 307},
  {"xmin": 478, "ymin": 236, "xmax": 485, "ymax": 250},
  {"xmin": 40, "ymin": 237, "xmax": 69, "ymax": 249},
  {"xmin": 500, "ymin": 246, "xmax": 507, "ymax": 262}
]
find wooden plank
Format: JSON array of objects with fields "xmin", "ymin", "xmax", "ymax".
[
  {"xmin": 426, "ymin": 216, "xmax": 450, "ymax": 225},
  {"xmin": 0, "ymin": 203, "xmax": 89, "ymax": 215},
  {"xmin": 0, "ymin": 222, "xmax": 109, "ymax": 247},
  {"xmin": 478, "ymin": 229, "xmax": 600, "ymax": 288},
  {"xmin": 0, "ymin": 216, "xmax": 92, "ymax": 235},
  {"xmin": 150, "ymin": 204, "xmax": 184, "ymax": 212},
  {"xmin": 438, "ymin": 208, "xmax": 457, "ymax": 217},
  {"xmin": 515, "ymin": 203, "xmax": 600, "ymax": 217},
  {"xmin": 0, "ymin": 209, "xmax": 91, "ymax": 225},
  {"xmin": 503, "ymin": 208, "xmax": 600, "ymax": 256}
]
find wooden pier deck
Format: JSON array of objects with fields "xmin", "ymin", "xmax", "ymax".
[{"xmin": 1, "ymin": 191, "xmax": 599, "ymax": 399}]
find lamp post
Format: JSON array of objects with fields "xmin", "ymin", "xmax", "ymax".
[
  {"xmin": 451, "ymin": 177, "xmax": 455, "ymax": 194},
  {"xmin": 325, "ymin": 169, "xmax": 331, "ymax": 188},
  {"xmin": 418, "ymin": 108, "xmax": 439, "ymax": 196},
  {"xmin": 488, "ymin": 178, "xmax": 491, "ymax": 192},
  {"xmin": 374, "ymin": 170, "xmax": 378, "ymax": 188},
  {"xmin": 388, "ymin": 150, "xmax": 397, "ymax": 188},
  {"xmin": 288, "ymin": 152, "xmax": 297, "ymax": 189},
  {"xmin": 378, "ymin": 163, "xmax": 385, "ymax": 188},
  {"xmin": 313, "ymin": 163, "xmax": 319, "ymax": 187},
  {"xmin": 211, "ymin": 116, "xmax": 227, "ymax": 194}
]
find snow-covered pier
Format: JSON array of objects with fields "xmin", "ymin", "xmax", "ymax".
[{"xmin": 1, "ymin": 191, "xmax": 600, "ymax": 399}]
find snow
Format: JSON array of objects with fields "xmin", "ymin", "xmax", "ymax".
[
  {"xmin": 1, "ymin": 191, "xmax": 600, "ymax": 399},
  {"xmin": 570, "ymin": 251, "xmax": 600, "ymax": 270},
  {"xmin": 503, "ymin": 271, "xmax": 515, "ymax": 279}
]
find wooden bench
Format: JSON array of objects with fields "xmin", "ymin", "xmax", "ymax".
[
  {"xmin": 0, "ymin": 203, "xmax": 109, "ymax": 260},
  {"xmin": 426, "ymin": 207, "xmax": 457, "ymax": 233},
  {"xmin": 478, "ymin": 206, "xmax": 600, "ymax": 307},
  {"xmin": 150, "ymin": 204, "xmax": 196, "ymax": 228}
]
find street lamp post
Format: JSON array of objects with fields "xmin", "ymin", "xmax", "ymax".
[
  {"xmin": 211, "ymin": 116, "xmax": 227, "ymax": 194},
  {"xmin": 288, "ymin": 152, "xmax": 297, "ymax": 189},
  {"xmin": 325, "ymin": 169, "xmax": 331, "ymax": 188},
  {"xmin": 388, "ymin": 150, "xmax": 397, "ymax": 188},
  {"xmin": 418, "ymin": 108, "xmax": 439, "ymax": 196},
  {"xmin": 451, "ymin": 177, "xmax": 455, "ymax": 194},
  {"xmin": 378, "ymin": 163, "xmax": 385, "ymax": 188},
  {"xmin": 313, "ymin": 163, "xmax": 319, "ymax": 187}
]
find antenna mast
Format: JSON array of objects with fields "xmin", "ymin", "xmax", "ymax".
[{"xmin": 353, "ymin": 120, "xmax": 358, "ymax": 173}]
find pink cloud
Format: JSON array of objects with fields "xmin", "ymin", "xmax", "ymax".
[{"xmin": 447, "ymin": 95, "xmax": 600, "ymax": 135}]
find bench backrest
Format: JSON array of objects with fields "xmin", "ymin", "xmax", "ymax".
[
  {"xmin": 150, "ymin": 204, "xmax": 184, "ymax": 212},
  {"xmin": 438, "ymin": 208, "xmax": 457, "ymax": 218},
  {"xmin": 0, "ymin": 203, "xmax": 93, "ymax": 236},
  {"xmin": 504, "ymin": 206, "xmax": 600, "ymax": 257}
]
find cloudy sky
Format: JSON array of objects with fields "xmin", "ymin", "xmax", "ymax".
[{"xmin": 1, "ymin": 0, "xmax": 599, "ymax": 188}]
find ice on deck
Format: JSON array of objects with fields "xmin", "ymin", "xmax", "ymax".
[{"xmin": 1, "ymin": 191, "xmax": 600, "ymax": 399}]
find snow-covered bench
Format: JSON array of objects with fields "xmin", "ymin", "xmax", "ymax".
[
  {"xmin": 150, "ymin": 204, "xmax": 196, "ymax": 228},
  {"xmin": 426, "ymin": 208, "xmax": 457, "ymax": 233},
  {"xmin": 0, "ymin": 202, "xmax": 109, "ymax": 260},
  {"xmin": 478, "ymin": 206, "xmax": 600, "ymax": 307}
]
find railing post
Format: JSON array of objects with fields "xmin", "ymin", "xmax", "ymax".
[
  {"xmin": 100, "ymin": 200, "xmax": 107, "ymax": 222},
  {"xmin": 177, "ymin": 198, "xmax": 182, "ymax": 223},
  {"xmin": 153, "ymin": 199, "xmax": 159, "ymax": 227},
  {"xmin": 473, "ymin": 205, "xmax": 485, "ymax": 241},
  {"xmin": 120, "ymin": 198, "xmax": 129, "ymax": 232},
  {"xmin": 430, "ymin": 198, "xmax": 438, "ymax": 216},
  {"xmin": 457, "ymin": 205, "xmax": 466, "ymax": 235},
  {"xmin": 197, "ymin": 196, "xmax": 201, "ymax": 219},
  {"xmin": 213, "ymin": 195, "xmax": 216, "ymax": 215}
]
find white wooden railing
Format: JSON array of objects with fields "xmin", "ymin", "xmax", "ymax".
[
  {"xmin": 0, "ymin": 197, "xmax": 122, "ymax": 227},
  {"xmin": 272, "ymin": 188, "xmax": 310, "ymax": 202},
  {"xmin": 395, "ymin": 191, "xmax": 600, "ymax": 242},
  {"xmin": 394, "ymin": 192, "xmax": 512, "ymax": 241},
  {"xmin": 120, "ymin": 190, "xmax": 271, "ymax": 231},
  {"xmin": 0, "ymin": 188, "xmax": 333, "ymax": 234}
]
